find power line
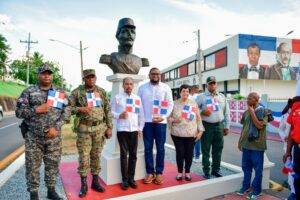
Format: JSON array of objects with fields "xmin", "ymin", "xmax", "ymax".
[{"xmin": 20, "ymin": 32, "xmax": 38, "ymax": 86}]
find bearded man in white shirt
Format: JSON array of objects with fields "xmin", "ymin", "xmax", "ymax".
[
  {"xmin": 138, "ymin": 67, "xmax": 174, "ymax": 185},
  {"xmin": 111, "ymin": 77, "xmax": 145, "ymax": 190}
]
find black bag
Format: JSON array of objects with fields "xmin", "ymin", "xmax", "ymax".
[
  {"xmin": 19, "ymin": 120, "xmax": 28, "ymax": 139},
  {"xmin": 265, "ymin": 109, "xmax": 274, "ymax": 122}
]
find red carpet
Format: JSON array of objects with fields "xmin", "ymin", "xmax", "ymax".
[{"xmin": 60, "ymin": 161, "xmax": 205, "ymax": 200}]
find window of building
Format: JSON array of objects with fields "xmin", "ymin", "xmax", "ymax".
[
  {"xmin": 204, "ymin": 47, "xmax": 227, "ymax": 71},
  {"xmin": 188, "ymin": 61, "xmax": 195, "ymax": 75},
  {"xmin": 170, "ymin": 70, "xmax": 175, "ymax": 80},
  {"xmin": 165, "ymin": 72, "xmax": 169, "ymax": 81},
  {"xmin": 179, "ymin": 64, "xmax": 188, "ymax": 78}
]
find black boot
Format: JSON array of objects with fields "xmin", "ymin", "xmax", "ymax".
[
  {"xmin": 79, "ymin": 177, "xmax": 88, "ymax": 198},
  {"xmin": 30, "ymin": 191, "xmax": 39, "ymax": 200},
  {"xmin": 47, "ymin": 187, "xmax": 63, "ymax": 200},
  {"xmin": 91, "ymin": 175, "xmax": 105, "ymax": 192}
]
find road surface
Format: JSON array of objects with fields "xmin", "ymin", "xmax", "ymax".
[{"xmin": 0, "ymin": 116, "xmax": 23, "ymax": 161}]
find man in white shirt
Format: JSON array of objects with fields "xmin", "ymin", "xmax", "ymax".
[
  {"xmin": 111, "ymin": 77, "xmax": 145, "ymax": 190},
  {"xmin": 138, "ymin": 67, "xmax": 174, "ymax": 185}
]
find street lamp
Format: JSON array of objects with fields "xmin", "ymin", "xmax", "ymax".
[{"xmin": 49, "ymin": 39, "xmax": 88, "ymax": 80}]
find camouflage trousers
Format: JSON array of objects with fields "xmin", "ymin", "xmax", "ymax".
[
  {"xmin": 25, "ymin": 132, "xmax": 62, "ymax": 192},
  {"xmin": 76, "ymin": 124, "xmax": 106, "ymax": 177}
]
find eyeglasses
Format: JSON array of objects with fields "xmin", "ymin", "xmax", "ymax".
[{"xmin": 150, "ymin": 73, "xmax": 160, "ymax": 76}]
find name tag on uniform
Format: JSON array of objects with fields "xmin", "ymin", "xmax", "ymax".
[{"xmin": 86, "ymin": 92, "xmax": 102, "ymax": 108}]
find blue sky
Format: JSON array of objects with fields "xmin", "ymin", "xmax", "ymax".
[{"xmin": 1, "ymin": 0, "xmax": 300, "ymax": 89}]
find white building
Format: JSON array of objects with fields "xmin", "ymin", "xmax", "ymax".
[{"xmin": 161, "ymin": 34, "xmax": 299, "ymax": 99}]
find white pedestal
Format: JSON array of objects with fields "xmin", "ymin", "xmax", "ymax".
[{"xmin": 100, "ymin": 73, "xmax": 146, "ymax": 185}]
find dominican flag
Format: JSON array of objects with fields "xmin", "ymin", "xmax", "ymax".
[
  {"xmin": 206, "ymin": 98, "xmax": 220, "ymax": 112},
  {"xmin": 239, "ymin": 34, "xmax": 300, "ymax": 71},
  {"xmin": 86, "ymin": 92, "xmax": 102, "ymax": 108},
  {"xmin": 47, "ymin": 90, "xmax": 65, "ymax": 109},
  {"xmin": 152, "ymin": 99, "xmax": 168, "ymax": 115},
  {"xmin": 181, "ymin": 105, "xmax": 197, "ymax": 120},
  {"xmin": 270, "ymin": 111, "xmax": 281, "ymax": 128},
  {"xmin": 126, "ymin": 98, "xmax": 140, "ymax": 114}
]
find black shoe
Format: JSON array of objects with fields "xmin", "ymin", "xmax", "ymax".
[
  {"xmin": 211, "ymin": 171, "xmax": 223, "ymax": 177},
  {"xmin": 47, "ymin": 188, "xmax": 63, "ymax": 200},
  {"xmin": 185, "ymin": 174, "xmax": 192, "ymax": 181},
  {"xmin": 91, "ymin": 175, "xmax": 105, "ymax": 193},
  {"xmin": 79, "ymin": 177, "xmax": 88, "ymax": 198},
  {"xmin": 30, "ymin": 191, "xmax": 39, "ymax": 200},
  {"xmin": 204, "ymin": 173, "xmax": 211, "ymax": 179},
  {"xmin": 121, "ymin": 181, "xmax": 129, "ymax": 190},
  {"xmin": 128, "ymin": 180, "xmax": 138, "ymax": 189}
]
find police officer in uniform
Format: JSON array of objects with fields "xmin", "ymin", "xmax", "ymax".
[
  {"xmin": 196, "ymin": 76, "xmax": 230, "ymax": 179},
  {"xmin": 69, "ymin": 69, "xmax": 113, "ymax": 198},
  {"xmin": 16, "ymin": 64, "xmax": 71, "ymax": 200}
]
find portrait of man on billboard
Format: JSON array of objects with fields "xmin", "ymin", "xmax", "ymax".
[
  {"xmin": 239, "ymin": 43, "xmax": 265, "ymax": 79},
  {"xmin": 265, "ymin": 42, "xmax": 296, "ymax": 80}
]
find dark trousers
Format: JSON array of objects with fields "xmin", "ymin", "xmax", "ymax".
[
  {"xmin": 117, "ymin": 131, "xmax": 138, "ymax": 182},
  {"xmin": 201, "ymin": 121, "xmax": 224, "ymax": 174},
  {"xmin": 293, "ymin": 144, "xmax": 300, "ymax": 199},
  {"xmin": 171, "ymin": 135, "xmax": 195, "ymax": 173},
  {"xmin": 241, "ymin": 148, "xmax": 264, "ymax": 195},
  {"xmin": 143, "ymin": 122, "xmax": 166, "ymax": 174}
]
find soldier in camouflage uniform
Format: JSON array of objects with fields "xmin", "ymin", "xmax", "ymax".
[
  {"xmin": 15, "ymin": 64, "xmax": 71, "ymax": 200},
  {"xmin": 69, "ymin": 69, "xmax": 113, "ymax": 198}
]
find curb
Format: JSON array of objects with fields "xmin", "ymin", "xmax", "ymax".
[
  {"xmin": 0, "ymin": 145, "xmax": 25, "ymax": 171},
  {"xmin": 0, "ymin": 152, "xmax": 25, "ymax": 187}
]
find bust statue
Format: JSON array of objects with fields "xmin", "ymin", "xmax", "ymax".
[{"xmin": 99, "ymin": 18, "xmax": 149, "ymax": 74}]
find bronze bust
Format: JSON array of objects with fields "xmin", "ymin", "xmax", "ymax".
[{"xmin": 99, "ymin": 18, "xmax": 149, "ymax": 74}]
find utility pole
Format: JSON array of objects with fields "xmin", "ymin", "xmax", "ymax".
[
  {"xmin": 79, "ymin": 41, "xmax": 83, "ymax": 79},
  {"xmin": 196, "ymin": 29, "xmax": 203, "ymax": 91},
  {"xmin": 20, "ymin": 32, "xmax": 38, "ymax": 86}
]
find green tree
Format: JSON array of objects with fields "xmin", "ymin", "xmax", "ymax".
[
  {"xmin": 0, "ymin": 34, "xmax": 10, "ymax": 80},
  {"xmin": 9, "ymin": 51, "xmax": 66, "ymax": 88}
]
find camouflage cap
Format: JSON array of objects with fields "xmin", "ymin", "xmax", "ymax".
[
  {"xmin": 83, "ymin": 69, "xmax": 96, "ymax": 78},
  {"xmin": 116, "ymin": 18, "xmax": 136, "ymax": 37},
  {"xmin": 38, "ymin": 64, "xmax": 53, "ymax": 74},
  {"xmin": 206, "ymin": 76, "xmax": 217, "ymax": 84}
]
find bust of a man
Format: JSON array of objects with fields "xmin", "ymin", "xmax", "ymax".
[{"xmin": 99, "ymin": 18, "xmax": 149, "ymax": 74}]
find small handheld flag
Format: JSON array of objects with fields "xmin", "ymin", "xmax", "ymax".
[
  {"xmin": 47, "ymin": 90, "xmax": 65, "ymax": 109},
  {"xmin": 86, "ymin": 92, "xmax": 102, "ymax": 108},
  {"xmin": 181, "ymin": 105, "xmax": 197, "ymax": 120},
  {"xmin": 126, "ymin": 98, "xmax": 140, "ymax": 114},
  {"xmin": 152, "ymin": 99, "xmax": 168, "ymax": 115},
  {"xmin": 206, "ymin": 98, "xmax": 220, "ymax": 112}
]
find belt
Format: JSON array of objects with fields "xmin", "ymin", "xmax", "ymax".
[
  {"xmin": 79, "ymin": 120, "xmax": 101, "ymax": 126},
  {"xmin": 203, "ymin": 121, "xmax": 222, "ymax": 125}
]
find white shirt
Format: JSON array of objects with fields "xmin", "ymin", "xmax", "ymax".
[
  {"xmin": 138, "ymin": 82, "xmax": 174, "ymax": 123},
  {"xmin": 247, "ymin": 63, "xmax": 259, "ymax": 80},
  {"xmin": 111, "ymin": 92, "xmax": 145, "ymax": 132}
]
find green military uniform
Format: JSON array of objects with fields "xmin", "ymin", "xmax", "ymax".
[
  {"xmin": 195, "ymin": 76, "xmax": 230, "ymax": 176},
  {"xmin": 15, "ymin": 64, "xmax": 71, "ymax": 200},
  {"xmin": 69, "ymin": 69, "xmax": 113, "ymax": 178}
]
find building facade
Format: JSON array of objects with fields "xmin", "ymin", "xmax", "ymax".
[{"xmin": 161, "ymin": 34, "xmax": 300, "ymax": 99}]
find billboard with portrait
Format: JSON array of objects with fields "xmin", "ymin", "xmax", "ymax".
[{"xmin": 238, "ymin": 34, "xmax": 300, "ymax": 81}]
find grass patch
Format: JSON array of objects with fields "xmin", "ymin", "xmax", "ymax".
[
  {"xmin": 0, "ymin": 81, "xmax": 26, "ymax": 98},
  {"xmin": 61, "ymin": 123, "xmax": 77, "ymax": 155}
]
